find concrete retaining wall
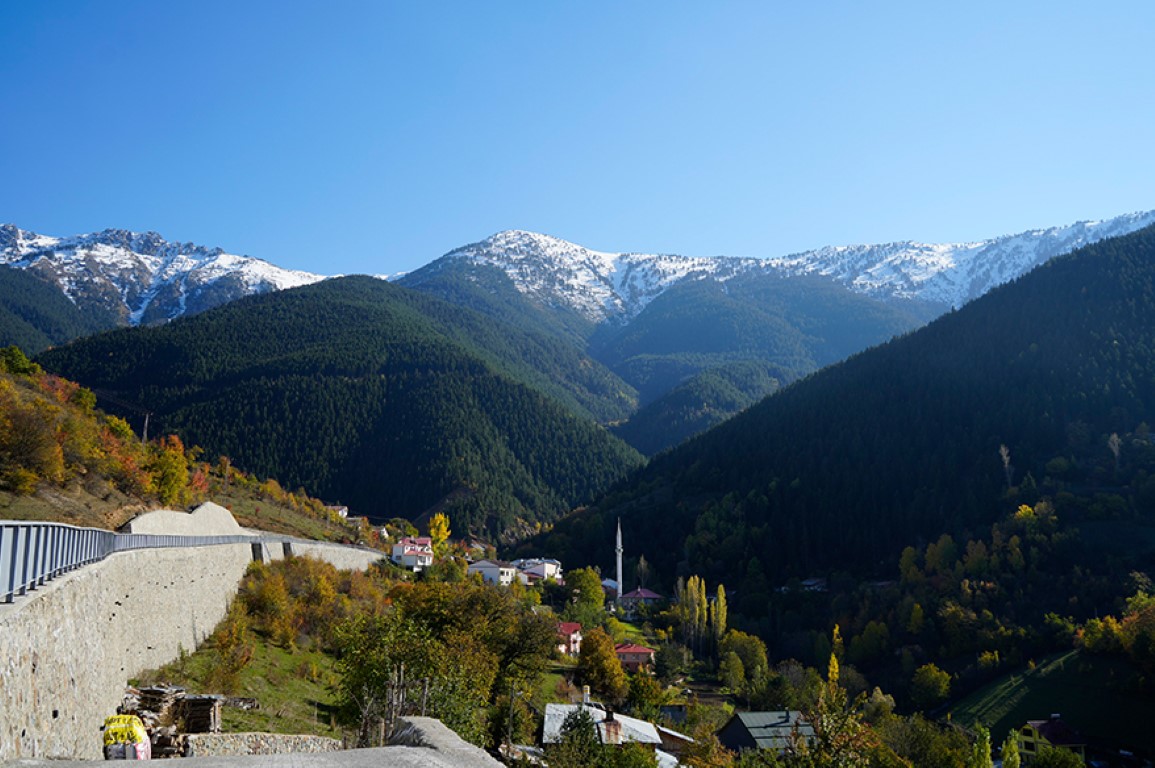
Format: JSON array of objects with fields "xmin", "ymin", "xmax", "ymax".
[
  {"xmin": 0, "ymin": 543, "xmax": 254, "ymax": 761},
  {"xmin": 286, "ymin": 542, "xmax": 386, "ymax": 572},
  {"xmin": 0, "ymin": 513, "xmax": 387, "ymax": 762}
]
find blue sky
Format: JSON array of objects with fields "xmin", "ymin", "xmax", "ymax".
[{"xmin": 2, "ymin": 2, "xmax": 1153, "ymax": 275}]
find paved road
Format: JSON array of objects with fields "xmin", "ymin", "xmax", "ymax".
[
  {"xmin": 4, "ymin": 748, "xmax": 489, "ymax": 768},
  {"xmin": 2, "ymin": 719, "xmax": 502, "ymax": 768}
]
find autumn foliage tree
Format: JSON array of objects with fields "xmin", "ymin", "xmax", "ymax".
[
  {"xmin": 428, "ymin": 512, "xmax": 451, "ymax": 555},
  {"xmin": 578, "ymin": 627, "xmax": 628, "ymax": 703}
]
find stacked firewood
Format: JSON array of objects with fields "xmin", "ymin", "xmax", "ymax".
[
  {"xmin": 119, "ymin": 684, "xmax": 186, "ymax": 729},
  {"xmin": 177, "ymin": 695, "xmax": 223, "ymax": 734},
  {"xmin": 115, "ymin": 684, "xmax": 229, "ymax": 758},
  {"xmin": 149, "ymin": 726, "xmax": 190, "ymax": 758}
]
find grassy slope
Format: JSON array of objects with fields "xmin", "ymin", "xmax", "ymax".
[
  {"xmin": 949, "ymin": 650, "xmax": 1155, "ymax": 753},
  {"xmin": 133, "ymin": 634, "xmax": 344, "ymax": 739}
]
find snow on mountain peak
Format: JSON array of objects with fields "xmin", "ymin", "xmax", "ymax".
[
  {"xmin": 0, "ymin": 225, "xmax": 325, "ymax": 325},
  {"xmin": 443, "ymin": 230, "xmax": 755, "ymax": 322},
  {"xmin": 437, "ymin": 211, "xmax": 1155, "ymax": 321},
  {"xmin": 5, "ymin": 209, "xmax": 1152, "ymax": 330},
  {"xmin": 764, "ymin": 210, "xmax": 1155, "ymax": 306}
]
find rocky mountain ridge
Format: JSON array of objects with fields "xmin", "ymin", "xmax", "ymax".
[
  {"xmin": 439, "ymin": 211, "xmax": 1155, "ymax": 322},
  {"xmin": 3, "ymin": 210, "xmax": 1152, "ymax": 331},
  {"xmin": 0, "ymin": 224, "xmax": 323, "ymax": 325}
]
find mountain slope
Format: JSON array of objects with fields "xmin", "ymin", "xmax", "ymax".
[
  {"xmin": 393, "ymin": 260, "xmax": 638, "ymax": 422},
  {"xmin": 12, "ymin": 211, "xmax": 1154, "ymax": 456},
  {"xmin": 766, "ymin": 210, "xmax": 1155, "ymax": 306},
  {"xmin": 591, "ymin": 271, "xmax": 932, "ymax": 405},
  {"xmin": 417, "ymin": 212, "xmax": 1155, "ymax": 326},
  {"xmin": 609, "ymin": 360, "xmax": 785, "ymax": 456},
  {"xmin": 38, "ymin": 276, "xmax": 644, "ymax": 539},
  {"xmin": 0, "ymin": 266, "xmax": 118, "ymax": 353},
  {"xmin": 525, "ymin": 223, "xmax": 1155, "ymax": 596},
  {"xmin": 0, "ymin": 224, "xmax": 323, "ymax": 326}
]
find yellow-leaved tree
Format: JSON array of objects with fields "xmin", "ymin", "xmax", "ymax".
[{"xmin": 429, "ymin": 512, "xmax": 451, "ymax": 555}]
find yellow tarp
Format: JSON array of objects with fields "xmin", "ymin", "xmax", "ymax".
[{"xmin": 102, "ymin": 715, "xmax": 148, "ymax": 746}]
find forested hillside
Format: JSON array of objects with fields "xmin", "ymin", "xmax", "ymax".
[
  {"xmin": 0, "ymin": 266, "xmax": 117, "ymax": 354},
  {"xmin": 0, "ymin": 347, "xmax": 353, "ymax": 540},
  {"xmin": 528, "ymin": 223, "xmax": 1155, "ymax": 613},
  {"xmin": 404, "ymin": 258, "xmax": 930, "ymax": 455},
  {"xmin": 39, "ymin": 276, "xmax": 643, "ymax": 540},
  {"xmin": 590, "ymin": 272, "xmax": 930, "ymax": 405},
  {"xmin": 609, "ymin": 361, "xmax": 784, "ymax": 456}
]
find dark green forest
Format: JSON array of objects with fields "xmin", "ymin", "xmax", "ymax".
[
  {"xmin": 610, "ymin": 361, "xmax": 785, "ymax": 456},
  {"xmin": 590, "ymin": 272, "xmax": 931, "ymax": 406},
  {"xmin": 401, "ymin": 257, "xmax": 930, "ymax": 455},
  {"xmin": 38, "ymin": 276, "xmax": 643, "ymax": 539},
  {"xmin": 0, "ymin": 266, "xmax": 117, "ymax": 353},
  {"xmin": 524, "ymin": 224, "xmax": 1155, "ymax": 671}
]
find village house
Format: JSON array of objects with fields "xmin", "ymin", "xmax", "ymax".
[
  {"xmin": 716, "ymin": 711, "xmax": 814, "ymax": 755},
  {"xmin": 390, "ymin": 536, "xmax": 434, "ymax": 572},
  {"xmin": 543, "ymin": 703, "xmax": 684, "ymax": 767},
  {"xmin": 620, "ymin": 587, "xmax": 664, "ymax": 616},
  {"xmin": 511, "ymin": 557, "xmax": 563, "ymax": 584},
  {"xmin": 614, "ymin": 642, "xmax": 657, "ymax": 673},
  {"xmin": 601, "ymin": 578, "xmax": 620, "ymax": 604},
  {"xmin": 1016, "ymin": 715, "xmax": 1086, "ymax": 764},
  {"xmin": 467, "ymin": 559, "xmax": 518, "ymax": 586},
  {"xmin": 556, "ymin": 622, "xmax": 582, "ymax": 656}
]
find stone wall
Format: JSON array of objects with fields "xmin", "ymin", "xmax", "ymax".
[
  {"xmin": 186, "ymin": 733, "xmax": 343, "ymax": 756},
  {"xmin": 0, "ymin": 527, "xmax": 385, "ymax": 761},
  {"xmin": 0, "ymin": 543, "xmax": 254, "ymax": 761}
]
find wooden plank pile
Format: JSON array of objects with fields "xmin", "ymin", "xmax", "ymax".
[
  {"xmin": 177, "ymin": 695, "xmax": 223, "ymax": 734},
  {"xmin": 116, "ymin": 684, "xmax": 226, "ymax": 758},
  {"xmin": 149, "ymin": 726, "xmax": 190, "ymax": 758},
  {"xmin": 119, "ymin": 684, "xmax": 186, "ymax": 729}
]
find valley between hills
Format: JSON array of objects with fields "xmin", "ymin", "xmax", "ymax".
[{"xmin": 4, "ymin": 215, "xmax": 1155, "ymax": 765}]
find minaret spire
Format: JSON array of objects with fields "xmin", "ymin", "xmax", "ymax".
[{"xmin": 615, "ymin": 518, "xmax": 624, "ymax": 607}]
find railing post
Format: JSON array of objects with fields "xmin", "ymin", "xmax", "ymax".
[
  {"xmin": 50, "ymin": 525, "xmax": 61, "ymax": 579},
  {"xmin": 18, "ymin": 526, "xmax": 31, "ymax": 597},
  {"xmin": 1, "ymin": 525, "xmax": 11, "ymax": 603}
]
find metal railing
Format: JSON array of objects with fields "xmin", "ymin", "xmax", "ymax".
[{"xmin": 0, "ymin": 521, "xmax": 276, "ymax": 604}]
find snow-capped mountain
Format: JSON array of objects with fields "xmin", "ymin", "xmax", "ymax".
[
  {"xmin": 765, "ymin": 210, "xmax": 1155, "ymax": 307},
  {"xmin": 0, "ymin": 225, "xmax": 324, "ymax": 325},
  {"xmin": 432, "ymin": 229, "xmax": 761, "ymax": 323},
  {"xmin": 4, "ymin": 210, "xmax": 1152, "ymax": 332},
  {"xmin": 434, "ymin": 211, "xmax": 1155, "ymax": 322}
]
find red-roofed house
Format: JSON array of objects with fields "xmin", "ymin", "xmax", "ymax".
[
  {"xmin": 615, "ymin": 642, "xmax": 657, "ymax": 673},
  {"xmin": 557, "ymin": 622, "xmax": 583, "ymax": 656},
  {"xmin": 620, "ymin": 587, "xmax": 664, "ymax": 616},
  {"xmin": 1015, "ymin": 715, "xmax": 1086, "ymax": 763},
  {"xmin": 391, "ymin": 536, "xmax": 434, "ymax": 571}
]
